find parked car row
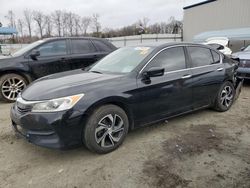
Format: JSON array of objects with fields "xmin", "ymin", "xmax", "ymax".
[
  {"xmin": 233, "ymin": 45, "xmax": 250, "ymax": 80},
  {"xmin": 10, "ymin": 41, "xmax": 243, "ymax": 153},
  {"xmin": 0, "ymin": 37, "xmax": 116, "ymax": 102}
]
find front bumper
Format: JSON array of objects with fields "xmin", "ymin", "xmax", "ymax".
[{"xmin": 10, "ymin": 105, "xmax": 87, "ymax": 149}]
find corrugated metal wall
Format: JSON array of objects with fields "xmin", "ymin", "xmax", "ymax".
[{"xmin": 183, "ymin": 0, "xmax": 250, "ymax": 42}]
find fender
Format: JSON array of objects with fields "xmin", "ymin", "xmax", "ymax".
[{"xmin": 84, "ymin": 96, "xmax": 135, "ymax": 130}]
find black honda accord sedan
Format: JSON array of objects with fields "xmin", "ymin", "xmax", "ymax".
[{"xmin": 10, "ymin": 43, "xmax": 243, "ymax": 153}]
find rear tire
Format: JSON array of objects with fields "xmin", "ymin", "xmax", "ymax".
[
  {"xmin": 0, "ymin": 74, "xmax": 27, "ymax": 103},
  {"xmin": 83, "ymin": 104, "xmax": 129, "ymax": 154},
  {"xmin": 213, "ymin": 81, "xmax": 235, "ymax": 112}
]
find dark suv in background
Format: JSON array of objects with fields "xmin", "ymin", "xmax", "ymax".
[{"xmin": 0, "ymin": 37, "xmax": 116, "ymax": 102}]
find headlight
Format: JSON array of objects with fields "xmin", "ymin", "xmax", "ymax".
[{"xmin": 31, "ymin": 94, "xmax": 84, "ymax": 112}]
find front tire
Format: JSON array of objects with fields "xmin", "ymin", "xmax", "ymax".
[
  {"xmin": 0, "ymin": 74, "xmax": 27, "ymax": 103},
  {"xmin": 213, "ymin": 81, "xmax": 235, "ymax": 112},
  {"xmin": 83, "ymin": 104, "xmax": 129, "ymax": 154}
]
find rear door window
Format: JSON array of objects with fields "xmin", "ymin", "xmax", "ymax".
[
  {"xmin": 148, "ymin": 47, "xmax": 186, "ymax": 72},
  {"xmin": 211, "ymin": 50, "xmax": 221, "ymax": 64},
  {"xmin": 71, "ymin": 39, "xmax": 96, "ymax": 54},
  {"xmin": 93, "ymin": 40, "xmax": 113, "ymax": 52},
  {"xmin": 187, "ymin": 47, "xmax": 214, "ymax": 67}
]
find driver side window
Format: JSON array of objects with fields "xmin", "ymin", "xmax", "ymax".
[
  {"xmin": 148, "ymin": 47, "xmax": 186, "ymax": 72},
  {"xmin": 37, "ymin": 40, "xmax": 67, "ymax": 57}
]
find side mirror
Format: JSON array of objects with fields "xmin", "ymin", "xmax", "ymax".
[
  {"xmin": 143, "ymin": 67, "xmax": 165, "ymax": 78},
  {"xmin": 30, "ymin": 50, "xmax": 40, "ymax": 60},
  {"xmin": 240, "ymin": 47, "xmax": 245, "ymax": 51}
]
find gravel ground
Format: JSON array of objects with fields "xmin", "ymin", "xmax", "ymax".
[{"xmin": 0, "ymin": 81, "xmax": 250, "ymax": 188}]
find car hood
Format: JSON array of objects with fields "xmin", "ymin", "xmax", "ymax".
[
  {"xmin": 0, "ymin": 55, "xmax": 10, "ymax": 59},
  {"xmin": 205, "ymin": 37, "xmax": 229, "ymax": 46},
  {"xmin": 0, "ymin": 55, "xmax": 16, "ymax": 63},
  {"xmin": 22, "ymin": 69, "xmax": 123, "ymax": 101},
  {"xmin": 233, "ymin": 51, "xmax": 250, "ymax": 59}
]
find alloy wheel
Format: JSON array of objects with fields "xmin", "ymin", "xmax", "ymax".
[
  {"xmin": 1, "ymin": 77, "xmax": 26, "ymax": 101},
  {"xmin": 220, "ymin": 85, "xmax": 233, "ymax": 108},
  {"xmin": 95, "ymin": 114, "xmax": 125, "ymax": 148}
]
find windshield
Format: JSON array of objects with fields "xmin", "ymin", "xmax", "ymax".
[
  {"xmin": 89, "ymin": 47, "xmax": 154, "ymax": 74},
  {"xmin": 244, "ymin": 45, "xmax": 250, "ymax": 51},
  {"xmin": 12, "ymin": 40, "xmax": 44, "ymax": 57}
]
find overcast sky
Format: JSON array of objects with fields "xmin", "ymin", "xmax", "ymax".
[{"xmin": 0, "ymin": 0, "xmax": 203, "ymax": 29}]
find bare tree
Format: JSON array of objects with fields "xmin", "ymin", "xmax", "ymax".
[
  {"xmin": 24, "ymin": 9, "xmax": 33, "ymax": 39},
  {"xmin": 17, "ymin": 19, "xmax": 24, "ymax": 41},
  {"xmin": 33, "ymin": 11, "xmax": 46, "ymax": 38},
  {"xmin": 142, "ymin": 17, "xmax": 150, "ymax": 29},
  {"xmin": 73, "ymin": 14, "xmax": 81, "ymax": 36},
  {"xmin": 52, "ymin": 10, "xmax": 62, "ymax": 36},
  {"xmin": 148, "ymin": 23, "xmax": 161, "ymax": 34},
  {"xmin": 92, "ymin": 13, "xmax": 101, "ymax": 35},
  {"xmin": 5, "ymin": 10, "xmax": 16, "ymax": 28},
  {"xmin": 44, "ymin": 15, "xmax": 52, "ymax": 37},
  {"xmin": 67, "ymin": 12, "xmax": 74, "ymax": 36},
  {"xmin": 61, "ymin": 11, "xmax": 68, "ymax": 36},
  {"xmin": 81, "ymin": 17, "xmax": 91, "ymax": 35}
]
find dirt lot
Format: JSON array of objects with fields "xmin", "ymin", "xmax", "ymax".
[{"xmin": 0, "ymin": 82, "xmax": 250, "ymax": 188}]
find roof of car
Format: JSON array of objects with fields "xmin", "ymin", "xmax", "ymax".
[
  {"xmin": 125, "ymin": 42, "xmax": 207, "ymax": 48},
  {"xmin": 43, "ymin": 37, "xmax": 108, "ymax": 41},
  {"xmin": 154, "ymin": 42, "xmax": 211, "ymax": 49}
]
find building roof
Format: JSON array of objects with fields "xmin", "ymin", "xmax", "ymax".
[
  {"xmin": 193, "ymin": 27, "xmax": 250, "ymax": 42},
  {"xmin": 0, "ymin": 27, "xmax": 18, "ymax": 35},
  {"xmin": 183, "ymin": 0, "xmax": 217, "ymax": 10}
]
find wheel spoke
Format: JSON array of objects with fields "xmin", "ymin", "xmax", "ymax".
[
  {"xmin": 17, "ymin": 83, "xmax": 25, "ymax": 88},
  {"xmin": 108, "ymin": 134, "xmax": 115, "ymax": 146},
  {"xmin": 7, "ymin": 91, "xmax": 12, "ymax": 99},
  {"xmin": 100, "ymin": 132, "xmax": 108, "ymax": 147},
  {"xmin": 112, "ymin": 127, "xmax": 124, "ymax": 133},
  {"xmin": 226, "ymin": 95, "xmax": 233, "ymax": 100},
  {"xmin": 97, "ymin": 131, "xmax": 108, "ymax": 144},
  {"xmin": 106, "ymin": 114, "xmax": 114, "ymax": 125},
  {"xmin": 15, "ymin": 80, "xmax": 23, "ymax": 86},
  {"xmin": 95, "ymin": 125, "xmax": 107, "ymax": 134},
  {"xmin": 2, "ymin": 87, "xmax": 11, "ymax": 92},
  {"xmin": 7, "ymin": 79, "xmax": 12, "ymax": 85},
  {"xmin": 112, "ymin": 114, "xmax": 117, "ymax": 127}
]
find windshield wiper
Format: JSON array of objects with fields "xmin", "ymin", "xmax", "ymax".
[{"xmin": 89, "ymin": 70, "xmax": 103, "ymax": 74}]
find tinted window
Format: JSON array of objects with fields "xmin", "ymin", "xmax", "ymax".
[
  {"xmin": 93, "ymin": 40, "xmax": 112, "ymax": 52},
  {"xmin": 188, "ymin": 47, "xmax": 213, "ymax": 67},
  {"xmin": 149, "ymin": 47, "xmax": 186, "ymax": 72},
  {"xmin": 71, "ymin": 39, "xmax": 96, "ymax": 54},
  {"xmin": 38, "ymin": 40, "xmax": 67, "ymax": 56},
  {"xmin": 212, "ymin": 50, "xmax": 220, "ymax": 64}
]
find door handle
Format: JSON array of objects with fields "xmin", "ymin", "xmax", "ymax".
[
  {"xmin": 216, "ymin": 67, "xmax": 224, "ymax": 71},
  {"xmin": 60, "ymin": 58, "xmax": 67, "ymax": 62},
  {"xmin": 93, "ymin": 55, "xmax": 99, "ymax": 60},
  {"xmin": 181, "ymin": 74, "xmax": 192, "ymax": 79}
]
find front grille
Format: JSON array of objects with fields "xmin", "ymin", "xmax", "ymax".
[
  {"xmin": 16, "ymin": 105, "xmax": 32, "ymax": 114},
  {"xmin": 16, "ymin": 99, "xmax": 33, "ymax": 114},
  {"xmin": 239, "ymin": 59, "xmax": 250, "ymax": 68}
]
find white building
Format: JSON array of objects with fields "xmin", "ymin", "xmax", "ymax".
[{"xmin": 183, "ymin": 0, "xmax": 250, "ymax": 51}]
